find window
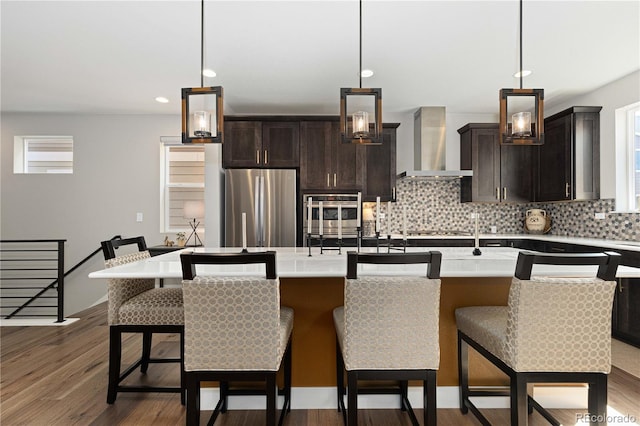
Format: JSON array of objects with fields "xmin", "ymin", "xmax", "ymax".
[
  {"xmin": 615, "ymin": 103, "xmax": 640, "ymax": 211},
  {"xmin": 13, "ymin": 136, "xmax": 73, "ymax": 174},
  {"xmin": 160, "ymin": 139, "xmax": 205, "ymax": 233}
]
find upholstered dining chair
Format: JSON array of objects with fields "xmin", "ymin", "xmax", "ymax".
[
  {"xmin": 180, "ymin": 251, "xmax": 293, "ymax": 426},
  {"xmin": 456, "ymin": 251, "xmax": 620, "ymax": 426},
  {"xmin": 333, "ymin": 251, "xmax": 442, "ymax": 426},
  {"xmin": 101, "ymin": 236, "xmax": 184, "ymax": 404}
]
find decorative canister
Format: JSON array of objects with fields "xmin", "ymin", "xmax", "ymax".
[{"xmin": 525, "ymin": 209, "xmax": 548, "ymax": 234}]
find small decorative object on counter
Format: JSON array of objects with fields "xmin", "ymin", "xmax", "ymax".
[
  {"xmin": 163, "ymin": 236, "xmax": 175, "ymax": 247},
  {"xmin": 525, "ymin": 209, "xmax": 551, "ymax": 234},
  {"xmin": 472, "ymin": 211, "xmax": 482, "ymax": 256},
  {"xmin": 176, "ymin": 232, "xmax": 186, "ymax": 247}
]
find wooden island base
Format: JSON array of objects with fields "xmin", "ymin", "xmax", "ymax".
[{"xmin": 280, "ymin": 276, "xmax": 512, "ymax": 387}]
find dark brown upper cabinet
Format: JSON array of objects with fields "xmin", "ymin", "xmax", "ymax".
[
  {"xmin": 459, "ymin": 123, "xmax": 534, "ymax": 203},
  {"xmin": 223, "ymin": 120, "xmax": 299, "ymax": 168},
  {"xmin": 535, "ymin": 106, "xmax": 601, "ymax": 201},
  {"xmin": 362, "ymin": 124, "xmax": 398, "ymax": 201},
  {"xmin": 299, "ymin": 121, "xmax": 365, "ymax": 192}
]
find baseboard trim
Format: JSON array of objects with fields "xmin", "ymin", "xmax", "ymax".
[{"xmin": 199, "ymin": 385, "xmax": 588, "ymax": 410}]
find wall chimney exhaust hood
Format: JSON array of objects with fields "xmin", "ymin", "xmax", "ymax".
[{"xmin": 397, "ymin": 106, "xmax": 472, "ymax": 179}]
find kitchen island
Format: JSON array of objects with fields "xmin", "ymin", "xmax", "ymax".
[{"xmin": 89, "ymin": 245, "xmax": 640, "ymax": 408}]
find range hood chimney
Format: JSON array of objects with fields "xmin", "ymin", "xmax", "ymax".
[{"xmin": 397, "ymin": 106, "xmax": 472, "ymax": 179}]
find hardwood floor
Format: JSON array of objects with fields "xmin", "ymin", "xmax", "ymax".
[{"xmin": 2, "ymin": 303, "xmax": 639, "ymax": 425}]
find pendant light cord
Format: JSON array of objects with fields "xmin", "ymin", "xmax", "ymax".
[
  {"xmin": 359, "ymin": 0, "xmax": 362, "ymax": 89},
  {"xmin": 200, "ymin": 0, "xmax": 204, "ymax": 88},
  {"xmin": 519, "ymin": 0, "xmax": 523, "ymax": 90}
]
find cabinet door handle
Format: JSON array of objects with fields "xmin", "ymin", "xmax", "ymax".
[
  {"xmin": 327, "ymin": 173, "xmax": 330, "ymax": 187},
  {"xmin": 486, "ymin": 243, "xmax": 502, "ymax": 247},
  {"xmin": 393, "ymin": 187, "xmax": 396, "ymax": 200},
  {"xmin": 256, "ymin": 150, "xmax": 260, "ymax": 164},
  {"xmin": 565, "ymin": 182, "xmax": 570, "ymax": 198},
  {"xmin": 333, "ymin": 173, "xmax": 337, "ymax": 187},
  {"xmin": 264, "ymin": 150, "xmax": 268, "ymax": 164},
  {"xmin": 496, "ymin": 187, "xmax": 500, "ymax": 200},
  {"xmin": 503, "ymin": 187, "xmax": 507, "ymax": 200},
  {"xmin": 619, "ymin": 281, "xmax": 624, "ymax": 293}
]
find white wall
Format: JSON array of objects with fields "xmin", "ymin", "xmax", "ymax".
[
  {"xmin": 544, "ymin": 70, "xmax": 640, "ymax": 199},
  {"xmin": 1, "ymin": 113, "xmax": 181, "ymax": 316}
]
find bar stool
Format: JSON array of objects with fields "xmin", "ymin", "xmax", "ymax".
[
  {"xmin": 333, "ymin": 251, "xmax": 442, "ymax": 426},
  {"xmin": 456, "ymin": 251, "xmax": 620, "ymax": 426},
  {"xmin": 180, "ymin": 251, "xmax": 293, "ymax": 426},
  {"xmin": 101, "ymin": 236, "xmax": 184, "ymax": 404}
]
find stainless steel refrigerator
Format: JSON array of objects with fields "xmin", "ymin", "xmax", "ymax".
[{"xmin": 225, "ymin": 169, "xmax": 297, "ymax": 247}]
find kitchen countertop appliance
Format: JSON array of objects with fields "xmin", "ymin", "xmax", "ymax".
[{"xmin": 225, "ymin": 169, "xmax": 296, "ymax": 247}]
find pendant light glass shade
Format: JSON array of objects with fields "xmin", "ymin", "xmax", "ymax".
[{"xmin": 512, "ymin": 111, "xmax": 531, "ymax": 136}]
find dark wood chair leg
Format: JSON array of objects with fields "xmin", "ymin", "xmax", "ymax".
[
  {"xmin": 107, "ymin": 326, "xmax": 121, "ymax": 404},
  {"xmin": 220, "ymin": 381, "xmax": 229, "ymax": 413},
  {"xmin": 458, "ymin": 331, "xmax": 469, "ymax": 414},
  {"xmin": 510, "ymin": 374, "xmax": 528, "ymax": 426},
  {"xmin": 266, "ymin": 373, "xmax": 276, "ymax": 426},
  {"xmin": 140, "ymin": 331, "xmax": 152, "ymax": 373},
  {"xmin": 588, "ymin": 374, "xmax": 608, "ymax": 426},
  {"xmin": 284, "ymin": 339, "xmax": 292, "ymax": 413},
  {"xmin": 335, "ymin": 337, "xmax": 345, "ymax": 413},
  {"xmin": 180, "ymin": 329, "xmax": 185, "ymax": 405},
  {"xmin": 186, "ymin": 373, "xmax": 199, "ymax": 426},
  {"xmin": 400, "ymin": 380, "xmax": 409, "ymax": 411},
  {"xmin": 347, "ymin": 371, "xmax": 358, "ymax": 426},
  {"xmin": 426, "ymin": 370, "xmax": 437, "ymax": 426}
]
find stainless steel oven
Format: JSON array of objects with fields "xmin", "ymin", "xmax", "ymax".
[{"xmin": 302, "ymin": 194, "xmax": 359, "ymax": 239}]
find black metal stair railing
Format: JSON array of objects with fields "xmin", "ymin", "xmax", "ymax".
[{"xmin": 0, "ymin": 235, "xmax": 121, "ymax": 323}]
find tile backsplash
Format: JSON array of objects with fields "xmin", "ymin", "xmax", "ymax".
[{"xmin": 371, "ymin": 179, "xmax": 639, "ymax": 242}]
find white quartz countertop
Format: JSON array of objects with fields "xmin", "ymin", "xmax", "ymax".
[{"xmin": 89, "ymin": 246, "xmax": 640, "ymax": 280}]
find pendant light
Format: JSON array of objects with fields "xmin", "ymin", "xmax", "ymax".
[
  {"xmin": 499, "ymin": 0, "xmax": 544, "ymax": 145},
  {"xmin": 182, "ymin": 0, "xmax": 224, "ymax": 144},
  {"xmin": 340, "ymin": 0, "xmax": 382, "ymax": 145}
]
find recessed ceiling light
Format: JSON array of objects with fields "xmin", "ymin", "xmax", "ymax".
[
  {"xmin": 514, "ymin": 70, "xmax": 532, "ymax": 78},
  {"xmin": 155, "ymin": 96, "xmax": 169, "ymax": 103},
  {"xmin": 202, "ymin": 69, "xmax": 217, "ymax": 78},
  {"xmin": 361, "ymin": 69, "xmax": 374, "ymax": 78}
]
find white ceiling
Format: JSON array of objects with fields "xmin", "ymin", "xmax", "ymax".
[{"xmin": 1, "ymin": 0, "xmax": 638, "ymax": 116}]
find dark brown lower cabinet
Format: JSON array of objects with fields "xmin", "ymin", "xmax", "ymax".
[{"xmin": 613, "ymin": 278, "xmax": 640, "ymax": 348}]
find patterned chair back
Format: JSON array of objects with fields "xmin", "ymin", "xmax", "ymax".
[
  {"xmin": 343, "ymin": 275, "xmax": 441, "ymax": 370},
  {"xmin": 182, "ymin": 276, "xmax": 283, "ymax": 371},
  {"xmin": 503, "ymin": 251, "xmax": 620, "ymax": 372},
  {"xmin": 101, "ymin": 236, "xmax": 155, "ymax": 326},
  {"xmin": 341, "ymin": 251, "xmax": 441, "ymax": 371},
  {"xmin": 505, "ymin": 276, "xmax": 615, "ymax": 372},
  {"xmin": 179, "ymin": 251, "xmax": 286, "ymax": 372}
]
